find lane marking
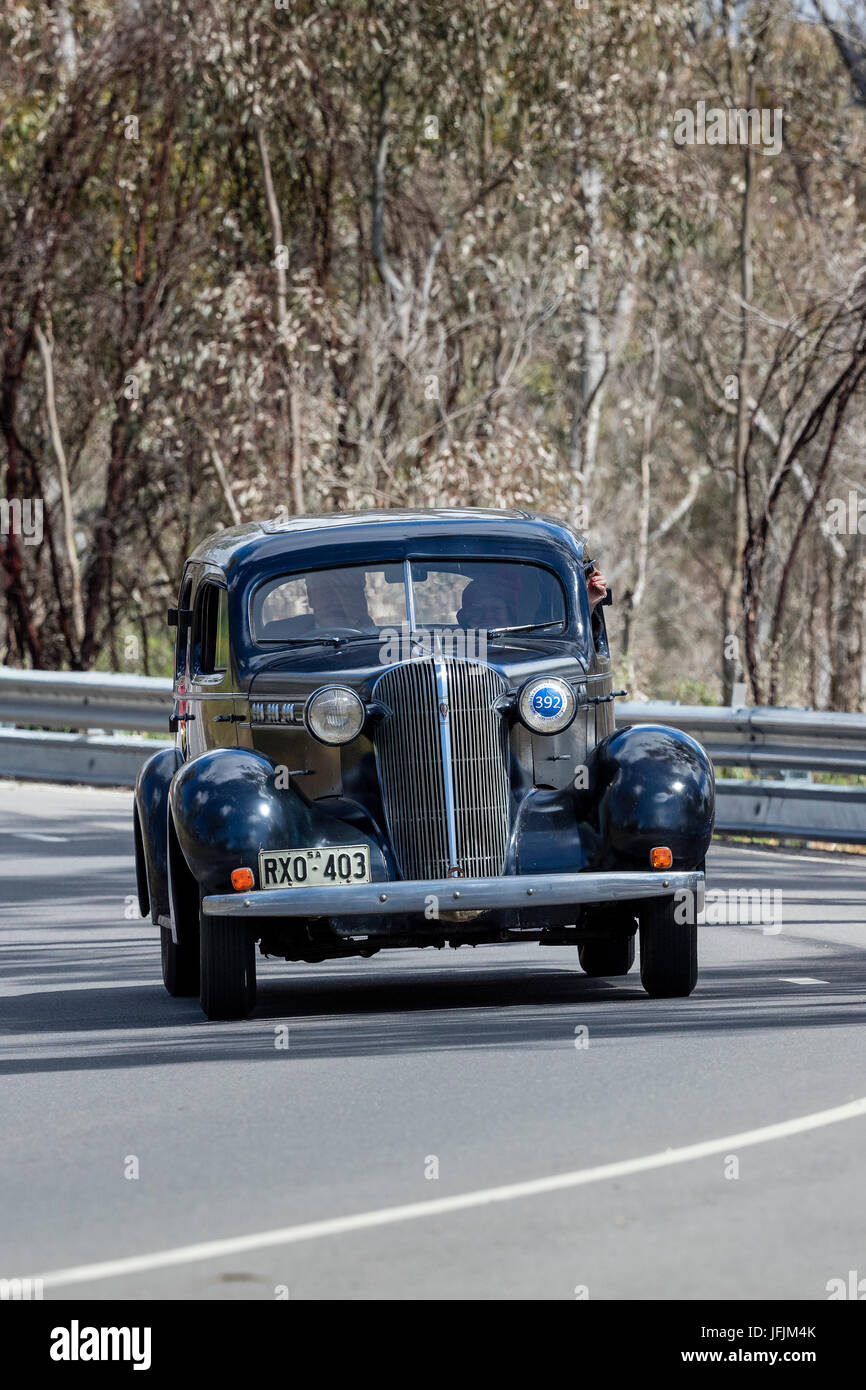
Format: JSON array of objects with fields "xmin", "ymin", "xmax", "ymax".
[
  {"xmin": 714, "ymin": 845, "xmax": 858, "ymax": 868},
  {"xmin": 2, "ymin": 831, "xmax": 67, "ymax": 842},
  {"xmin": 778, "ymin": 976, "xmax": 829, "ymax": 985},
  {"xmin": 25, "ymin": 1095, "xmax": 866, "ymax": 1290}
]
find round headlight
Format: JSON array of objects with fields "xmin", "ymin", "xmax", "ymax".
[
  {"xmin": 518, "ymin": 676, "xmax": 576, "ymax": 734},
  {"xmin": 305, "ymin": 686, "xmax": 366, "ymax": 745}
]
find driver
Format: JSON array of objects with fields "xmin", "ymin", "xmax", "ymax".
[
  {"xmin": 458, "ymin": 567, "xmax": 525, "ymax": 628},
  {"xmin": 457, "ymin": 563, "xmax": 608, "ymax": 631},
  {"xmin": 305, "ymin": 569, "xmax": 373, "ymax": 630},
  {"xmin": 457, "ymin": 578, "xmax": 512, "ymax": 630}
]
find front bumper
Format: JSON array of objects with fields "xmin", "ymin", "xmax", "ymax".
[{"xmin": 202, "ymin": 869, "xmax": 702, "ymax": 920}]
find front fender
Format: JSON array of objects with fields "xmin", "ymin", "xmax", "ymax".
[
  {"xmin": 168, "ymin": 747, "xmax": 389, "ymax": 894},
  {"xmin": 588, "ymin": 723, "xmax": 715, "ymax": 869},
  {"xmin": 134, "ymin": 745, "xmax": 182, "ymax": 924}
]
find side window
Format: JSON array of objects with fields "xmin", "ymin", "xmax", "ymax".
[
  {"xmin": 591, "ymin": 606, "xmax": 610, "ymax": 659},
  {"xmin": 175, "ymin": 575, "xmax": 193, "ymax": 679},
  {"xmin": 193, "ymin": 582, "xmax": 229, "ymax": 677},
  {"xmin": 215, "ymin": 590, "xmax": 230, "ymax": 672},
  {"xmin": 583, "ymin": 555, "xmax": 609, "ymax": 658}
]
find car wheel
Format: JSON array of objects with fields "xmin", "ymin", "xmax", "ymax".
[
  {"xmin": 578, "ymin": 935, "xmax": 635, "ymax": 977},
  {"xmin": 160, "ymin": 926, "xmax": 199, "ymax": 997},
  {"xmin": 199, "ymin": 912, "xmax": 256, "ymax": 1020},
  {"xmin": 638, "ymin": 894, "xmax": 697, "ymax": 998},
  {"xmin": 162, "ymin": 832, "xmax": 200, "ymax": 997}
]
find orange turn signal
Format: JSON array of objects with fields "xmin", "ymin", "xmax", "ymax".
[
  {"xmin": 231, "ymin": 867, "xmax": 255, "ymax": 891},
  {"xmin": 650, "ymin": 846, "xmax": 673, "ymax": 870}
]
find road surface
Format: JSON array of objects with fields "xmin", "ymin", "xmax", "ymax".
[{"xmin": 0, "ymin": 781, "xmax": 864, "ymax": 1300}]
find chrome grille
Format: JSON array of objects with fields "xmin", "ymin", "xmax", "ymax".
[{"xmin": 374, "ymin": 659, "xmax": 509, "ymax": 880}]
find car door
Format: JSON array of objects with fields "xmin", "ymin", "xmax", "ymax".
[{"xmin": 186, "ymin": 573, "xmax": 238, "ymax": 758}]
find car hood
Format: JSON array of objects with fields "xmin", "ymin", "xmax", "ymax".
[{"xmin": 246, "ymin": 636, "xmax": 590, "ymax": 701}]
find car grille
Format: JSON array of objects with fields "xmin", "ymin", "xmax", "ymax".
[{"xmin": 373, "ymin": 659, "xmax": 510, "ymax": 880}]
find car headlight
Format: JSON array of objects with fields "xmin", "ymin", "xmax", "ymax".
[
  {"xmin": 517, "ymin": 676, "xmax": 576, "ymax": 734},
  {"xmin": 305, "ymin": 686, "xmax": 366, "ymax": 745}
]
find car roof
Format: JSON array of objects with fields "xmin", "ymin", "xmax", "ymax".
[{"xmin": 188, "ymin": 508, "xmax": 588, "ymax": 576}]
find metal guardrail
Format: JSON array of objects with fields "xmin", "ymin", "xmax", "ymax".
[
  {"xmin": 0, "ymin": 666, "xmax": 171, "ymax": 733},
  {"xmin": 713, "ymin": 779, "xmax": 866, "ymax": 846},
  {"xmin": 618, "ymin": 702, "xmax": 866, "ymax": 843},
  {"xmin": 0, "ymin": 668, "xmax": 863, "ymax": 843},
  {"xmin": 0, "ymin": 727, "xmax": 172, "ymax": 787},
  {"xmin": 618, "ymin": 702, "xmax": 866, "ymax": 776}
]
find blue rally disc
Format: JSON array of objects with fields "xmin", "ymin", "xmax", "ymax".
[
  {"xmin": 519, "ymin": 675, "xmax": 575, "ymax": 733},
  {"xmin": 530, "ymin": 685, "xmax": 564, "ymax": 719}
]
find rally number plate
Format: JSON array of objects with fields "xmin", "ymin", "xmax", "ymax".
[{"xmin": 258, "ymin": 845, "xmax": 372, "ymax": 889}]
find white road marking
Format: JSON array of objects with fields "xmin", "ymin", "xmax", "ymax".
[
  {"xmin": 718, "ymin": 845, "xmax": 856, "ymax": 867},
  {"xmin": 2, "ymin": 831, "xmax": 66, "ymax": 842},
  {"xmin": 778, "ymin": 977, "xmax": 829, "ymax": 985},
  {"xmin": 26, "ymin": 1095, "xmax": 866, "ymax": 1290}
]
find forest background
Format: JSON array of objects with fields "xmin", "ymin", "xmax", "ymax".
[{"xmin": 2, "ymin": 0, "xmax": 866, "ymax": 710}]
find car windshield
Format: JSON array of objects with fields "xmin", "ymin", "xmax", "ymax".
[{"xmin": 252, "ymin": 561, "xmax": 567, "ymax": 643}]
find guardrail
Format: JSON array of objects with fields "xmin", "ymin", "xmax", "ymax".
[
  {"xmin": 618, "ymin": 702, "xmax": 866, "ymax": 777},
  {"xmin": 0, "ymin": 667, "xmax": 863, "ymax": 843},
  {"xmin": 0, "ymin": 666, "xmax": 171, "ymax": 733}
]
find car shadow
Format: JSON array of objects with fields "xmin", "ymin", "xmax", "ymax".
[{"xmin": 1, "ymin": 949, "xmax": 865, "ymax": 1076}]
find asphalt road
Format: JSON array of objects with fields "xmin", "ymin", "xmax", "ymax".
[{"xmin": 1, "ymin": 780, "xmax": 864, "ymax": 1301}]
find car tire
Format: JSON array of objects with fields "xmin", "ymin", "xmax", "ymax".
[
  {"xmin": 578, "ymin": 935, "xmax": 635, "ymax": 977},
  {"xmin": 160, "ymin": 925, "xmax": 199, "ymax": 997},
  {"xmin": 639, "ymin": 894, "xmax": 697, "ymax": 998},
  {"xmin": 199, "ymin": 912, "xmax": 256, "ymax": 1020},
  {"xmin": 162, "ymin": 828, "xmax": 200, "ymax": 997}
]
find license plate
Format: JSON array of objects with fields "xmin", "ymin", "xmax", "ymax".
[{"xmin": 258, "ymin": 845, "xmax": 372, "ymax": 889}]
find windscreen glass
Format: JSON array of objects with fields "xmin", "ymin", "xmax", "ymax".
[
  {"xmin": 409, "ymin": 561, "xmax": 565, "ymax": 632},
  {"xmin": 252, "ymin": 560, "xmax": 566, "ymax": 641}
]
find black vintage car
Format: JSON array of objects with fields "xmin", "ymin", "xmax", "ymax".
[{"xmin": 134, "ymin": 508, "xmax": 714, "ymax": 1019}]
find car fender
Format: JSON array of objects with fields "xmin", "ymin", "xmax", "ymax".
[
  {"xmin": 587, "ymin": 723, "xmax": 715, "ymax": 870},
  {"xmin": 134, "ymin": 746, "xmax": 182, "ymax": 924},
  {"xmin": 168, "ymin": 747, "xmax": 389, "ymax": 894}
]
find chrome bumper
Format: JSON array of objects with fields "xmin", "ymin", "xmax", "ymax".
[{"xmin": 202, "ymin": 869, "xmax": 702, "ymax": 919}]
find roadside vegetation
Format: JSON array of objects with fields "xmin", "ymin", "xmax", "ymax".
[{"xmin": 2, "ymin": 2, "xmax": 865, "ymax": 709}]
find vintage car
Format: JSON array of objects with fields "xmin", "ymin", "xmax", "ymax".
[{"xmin": 133, "ymin": 508, "xmax": 714, "ymax": 1019}]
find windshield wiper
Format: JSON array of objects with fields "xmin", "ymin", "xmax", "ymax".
[
  {"xmin": 264, "ymin": 631, "xmax": 381, "ymax": 649},
  {"xmin": 487, "ymin": 620, "xmax": 566, "ymax": 640}
]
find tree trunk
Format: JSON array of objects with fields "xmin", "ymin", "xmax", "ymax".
[
  {"xmin": 568, "ymin": 161, "xmax": 606, "ymax": 510},
  {"xmin": 829, "ymin": 526, "xmax": 866, "ymax": 710},
  {"xmin": 256, "ymin": 122, "xmax": 305, "ymax": 516},
  {"xmin": 622, "ymin": 327, "xmax": 660, "ymax": 656},
  {"xmin": 35, "ymin": 321, "xmax": 85, "ymax": 645},
  {"xmin": 724, "ymin": 77, "xmax": 756, "ymax": 704}
]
